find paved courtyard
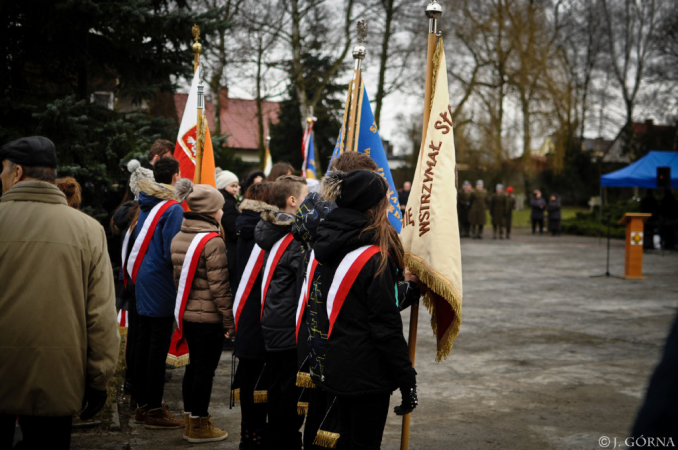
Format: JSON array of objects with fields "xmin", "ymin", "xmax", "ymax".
[{"xmin": 70, "ymin": 230, "xmax": 678, "ymax": 449}]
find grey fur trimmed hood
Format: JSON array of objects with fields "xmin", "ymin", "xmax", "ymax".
[
  {"xmin": 136, "ymin": 178, "xmax": 175, "ymax": 201},
  {"xmin": 240, "ymin": 199, "xmax": 278, "ymax": 215}
]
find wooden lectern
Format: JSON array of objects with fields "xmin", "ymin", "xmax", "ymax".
[{"xmin": 618, "ymin": 213, "xmax": 652, "ymax": 279}]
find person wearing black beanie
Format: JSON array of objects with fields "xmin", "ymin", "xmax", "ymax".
[{"xmin": 311, "ymin": 170, "xmax": 418, "ymax": 450}]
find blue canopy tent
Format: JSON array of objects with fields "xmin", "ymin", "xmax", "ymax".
[
  {"xmin": 598, "ymin": 150, "xmax": 678, "ymax": 244},
  {"xmin": 601, "ymin": 151, "xmax": 678, "ymax": 188}
]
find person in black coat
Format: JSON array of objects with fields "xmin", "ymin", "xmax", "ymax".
[
  {"xmin": 255, "ymin": 176, "xmax": 308, "ymax": 450},
  {"xmin": 232, "ymin": 183, "xmax": 275, "ymax": 449},
  {"xmin": 216, "ymin": 168, "xmax": 241, "ymax": 289},
  {"xmin": 547, "ymin": 193, "xmax": 562, "ymax": 237},
  {"xmin": 531, "ymin": 189, "xmax": 546, "ymax": 235},
  {"xmin": 314, "ymin": 170, "xmax": 417, "ymax": 450}
]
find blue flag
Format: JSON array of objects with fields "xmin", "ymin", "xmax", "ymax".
[
  {"xmin": 328, "ymin": 88, "xmax": 402, "ymax": 232},
  {"xmin": 305, "ymin": 132, "xmax": 318, "ymax": 180}
]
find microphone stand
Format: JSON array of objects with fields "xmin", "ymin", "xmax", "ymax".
[{"xmin": 590, "ymin": 212, "xmax": 624, "ymax": 279}]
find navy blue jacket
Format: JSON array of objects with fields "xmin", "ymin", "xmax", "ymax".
[{"xmin": 133, "ymin": 188, "xmax": 184, "ymax": 317}]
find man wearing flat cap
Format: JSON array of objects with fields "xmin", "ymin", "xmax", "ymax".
[{"xmin": 0, "ymin": 137, "xmax": 119, "ymax": 449}]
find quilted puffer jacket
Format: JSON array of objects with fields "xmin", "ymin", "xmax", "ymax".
[{"xmin": 171, "ymin": 212, "xmax": 235, "ymax": 334}]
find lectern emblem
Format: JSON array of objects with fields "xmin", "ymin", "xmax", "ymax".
[{"xmin": 631, "ymin": 232, "xmax": 643, "ymax": 246}]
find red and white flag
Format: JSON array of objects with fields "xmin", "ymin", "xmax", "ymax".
[
  {"xmin": 326, "ymin": 245, "xmax": 380, "ymax": 338},
  {"xmin": 233, "ymin": 244, "xmax": 265, "ymax": 331},
  {"xmin": 173, "ymin": 67, "xmax": 216, "ymax": 187},
  {"xmin": 167, "ymin": 231, "xmax": 221, "ymax": 367}
]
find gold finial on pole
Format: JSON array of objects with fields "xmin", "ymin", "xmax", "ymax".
[
  {"xmin": 341, "ymin": 19, "xmax": 367, "ymax": 153},
  {"xmin": 192, "ymin": 24, "xmax": 202, "ymax": 73}
]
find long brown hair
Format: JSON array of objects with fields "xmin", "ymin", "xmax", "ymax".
[{"xmin": 362, "ymin": 194, "xmax": 404, "ymax": 276}]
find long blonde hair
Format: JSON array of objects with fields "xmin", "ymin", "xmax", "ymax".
[{"xmin": 362, "ymin": 194, "xmax": 404, "ymax": 276}]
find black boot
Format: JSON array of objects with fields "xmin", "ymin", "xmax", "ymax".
[{"xmin": 240, "ymin": 423, "xmax": 251, "ymax": 450}]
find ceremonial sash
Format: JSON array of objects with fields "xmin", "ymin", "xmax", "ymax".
[
  {"xmin": 166, "ymin": 231, "xmax": 221, "ymax": 367},
  {"xmin": 121, "ymin": 228, "xmax": 132, "ymax": 288},
  {"xmin": 295, "ymin": 251, "xmax": 319, "ymax": 343},
  {"xmin": 233, "ymin": 244, "xmax": 265, "ymax": 332},
  {"xmin": 326, "ymin": 245, "xmax": 380, "ymax": 338},
  {"xmin": 260, "ymin": 233, "xmax": 295, "ymax": 319},
  {"xmin": 126, "ymin": 200, "xmax": 178, "ymax": 283},
  {"xmin": 117, "ymin": 309, "xmax": 128, "ymax": 335}
]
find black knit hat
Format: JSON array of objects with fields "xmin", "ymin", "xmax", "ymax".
[
  {"xmin": 322, "ymin": 169, "xmax": 388, "ymax": 212},
  {"xmin": 0, "ymin": 136, "xmax": 57, "ymax": 168}
]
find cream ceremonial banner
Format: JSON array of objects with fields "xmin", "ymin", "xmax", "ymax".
[{"xmin": 400, "ymin": 40, "xmax": 462, "ymax": 362}]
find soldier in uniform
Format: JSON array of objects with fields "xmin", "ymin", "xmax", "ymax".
[
  {"xmin": 468, "ymin": 180, "xmax": 487, "ymax": 239},
  {"xmin": 505, "ymin": 186, "xmax": 516, "ymax": 239},
  {"xmin": 457, "ymin": 181, "xmax": 472, "ymax": 238},
  {"xmin": 489, "ymin": 184, "xmax": 507, "ymax": 239}
]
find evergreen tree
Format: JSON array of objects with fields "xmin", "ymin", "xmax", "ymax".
[
  {"xmin": 0, "ymin": 0, "xmax": 228, "ymax": 220},
  {"xmin": 269, "ymin": 51, "xmax": 345, "ymax": 173}
]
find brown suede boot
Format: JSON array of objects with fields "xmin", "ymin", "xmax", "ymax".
[
  {"xmin": 144, "ymin": 403, "xmax": 185, "ymax": 429},
  {"xmin": 183, "ymin": 412, "xmax": 190, "ymax": 440},
  {"xmin": 134, "ymin": 405, "xmax": 147, "ymax": 424},
  {"xmin": 187, "ymin": 415, "xmax": 228, "ymax": 443}
]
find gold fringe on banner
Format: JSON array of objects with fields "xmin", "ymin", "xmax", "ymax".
[
  {"xmin": 296, "ymin": 372, "xmax": 316, "ymax": 388},
  {"xmin": 405, "ymin": 252, "xmax": 462, "ymax": 362},
  {"xmin": 231, "ymin": 388, "xmax": 240, "ymax": 404},
  {"xmin": 313, "ymin": 430, "xmax": 340, "ymax": 449},
  {"xmin": 165, "ymin": 353, "xmax": 190, "ymax": 368},
  {"xmin": 118, "ymin": 325, "xmax": 128, "ymax": 336},
  {"xmin": 253, "ymin": 390, "xmax": 268, "ymax": 404},
  {"xmin": 297, "ymin": 401, "xmax": 309, "ymax": 416}
]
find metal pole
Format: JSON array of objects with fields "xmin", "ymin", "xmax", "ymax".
[
  {"xmin": 400, "ymin": 3, "xmax": 441, "ymax": 450},
  {"xmin": 598, "ymin": 184, "xmax": 603, "ymax": 246}
]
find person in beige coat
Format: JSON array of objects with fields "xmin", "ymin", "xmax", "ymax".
[
  {"xmin": 0, "ymin": 137, "xmax": 119, "ymax": 449},
  {"xmin": 171, "ymin": 179, "xmax": 234, "ymax": 444}
]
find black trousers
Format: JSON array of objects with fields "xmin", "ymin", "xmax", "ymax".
[
  {"xmin": 505, "ymin": 216, "xmax": 513, "ymax": 236},
  {"xmin": 135, "ymin": 314, "xmax": 174, "ymax": 409},
  {"xmin": 125, "ymin": 294, "xmax": 139, "ymax": 395},
  {"xmin": 532, "ymin": 219, "xmax": 544, "ymax": 234},
  {"xmin": 181, "ymin": 321, "xmax": 224, "ymax": 417},
  {"xmin": 0, "ymin": 415, "xmax": 72, "ymax": 450},
  {"xmin": 336, "ymin": 393, "xmax": 390, "ymax": 450},
  {"xmin": 235, "ymin": 358, "xmax": 267, "ymax": 431},
  {"xmin": 266, "ymin": 350, "xmax": 303, "ymax": 450}
]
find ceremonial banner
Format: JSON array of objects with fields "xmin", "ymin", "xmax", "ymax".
[
  {"xmin": 302, "ymin": 121, "xmax": 318, "ymax": 180},
  {"xmin": 327, "ymin": 88, "xmax": 402, "ymax": 232},
  {"xmin": 173, "ymin": 67, "xmax": 216, "ymax": 187},
  {"xmin": 399, "ymin": 40, "xmax": 462, "ymax": 362}
]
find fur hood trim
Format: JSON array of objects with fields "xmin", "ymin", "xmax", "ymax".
[
  {"xmin": 320, "ymin": 170, "xmax": 345, "ymax": 203},
  {"xmin": 137, "ymin": 178, "xmax": 175, "ymax": 200},
  {"xmin": 240, "ymin": 199, "xmax": 278, "ymax": 214},
  {"xmin": 262, "ymin": 209, "xmax": 295, "ymax": 226}
]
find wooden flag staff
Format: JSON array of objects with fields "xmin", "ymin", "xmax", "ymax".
[
  {"xmin": 400, "ymin": 2, "xmax": 441, "ymax": 450},
  {"xmin": 340, "ymin": 20, "xmax": 368, "ymax": 154},
  {"xmin": 192, "ymin": 24, "xmax": 205, "ymax": 184}
]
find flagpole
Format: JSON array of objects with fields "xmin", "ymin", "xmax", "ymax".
[
  {"xmin": 340, "ymin": 20, "xmax": 368, "ymax": 154},
  {"xmin": 192, "ymin": 25, "xmax": 204, "ymax": 184},
  {"xmin": 400, "ymin": 3, "xmax": 441, "ymax": 450}
]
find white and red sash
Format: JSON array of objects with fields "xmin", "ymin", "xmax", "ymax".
[
  {"xmin": 295, "ymin": 251, "xmax": 319, "ymax": 343},
  {"xmin": 126, "ymin": 200, "xmax": 178, "ymax": 284},
  {"xmin": 167, "ymin": 231, "xmax": 221, "ymax": 367},
  {"xmin": 326, "ymin": 245, "xmax": 381, "ymax": 339},
  {"xmin": 117, "ymin": 309, "xmax": 128, "ymax": 327},
  {"xmin": 233, "ymin": 244, "xmax": 265, "ymax": 332},
  {"xmin": 260, "ymin": 233, "xmax": 295, "ymax": 319}
]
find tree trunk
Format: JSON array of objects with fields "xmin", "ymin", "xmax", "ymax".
[
  {"xmin": 375, "ymin": 0, "xmax": 394, "ymax": 129},
  {"xmin": 256, "ymin": 36, "xmax": 266, "ymax": 169}
]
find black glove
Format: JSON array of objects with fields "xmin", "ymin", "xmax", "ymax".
[
  {"xmin": 80, "ymin": 387, "xmax": 108, "ymax": 420},
  {"xmin": 394, "ymin": 385, "xmax": 418, "ymax": 415}
]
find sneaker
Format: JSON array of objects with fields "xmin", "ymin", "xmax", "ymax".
[
  {"xmin": 187, "ymin": 415, "xmax": 228, "ymax": 443},
  {"xmin": 144, "ymin": 404, "xmax": 185, "ymax": 429},
  {"xmin": 134, "ymin": 404, "xmax": 147, "ymax": 423}
]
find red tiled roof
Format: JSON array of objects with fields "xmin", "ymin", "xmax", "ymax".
[{"xmin": 174, "ymin": 94, "xmax": 281, "ymax": 151}]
